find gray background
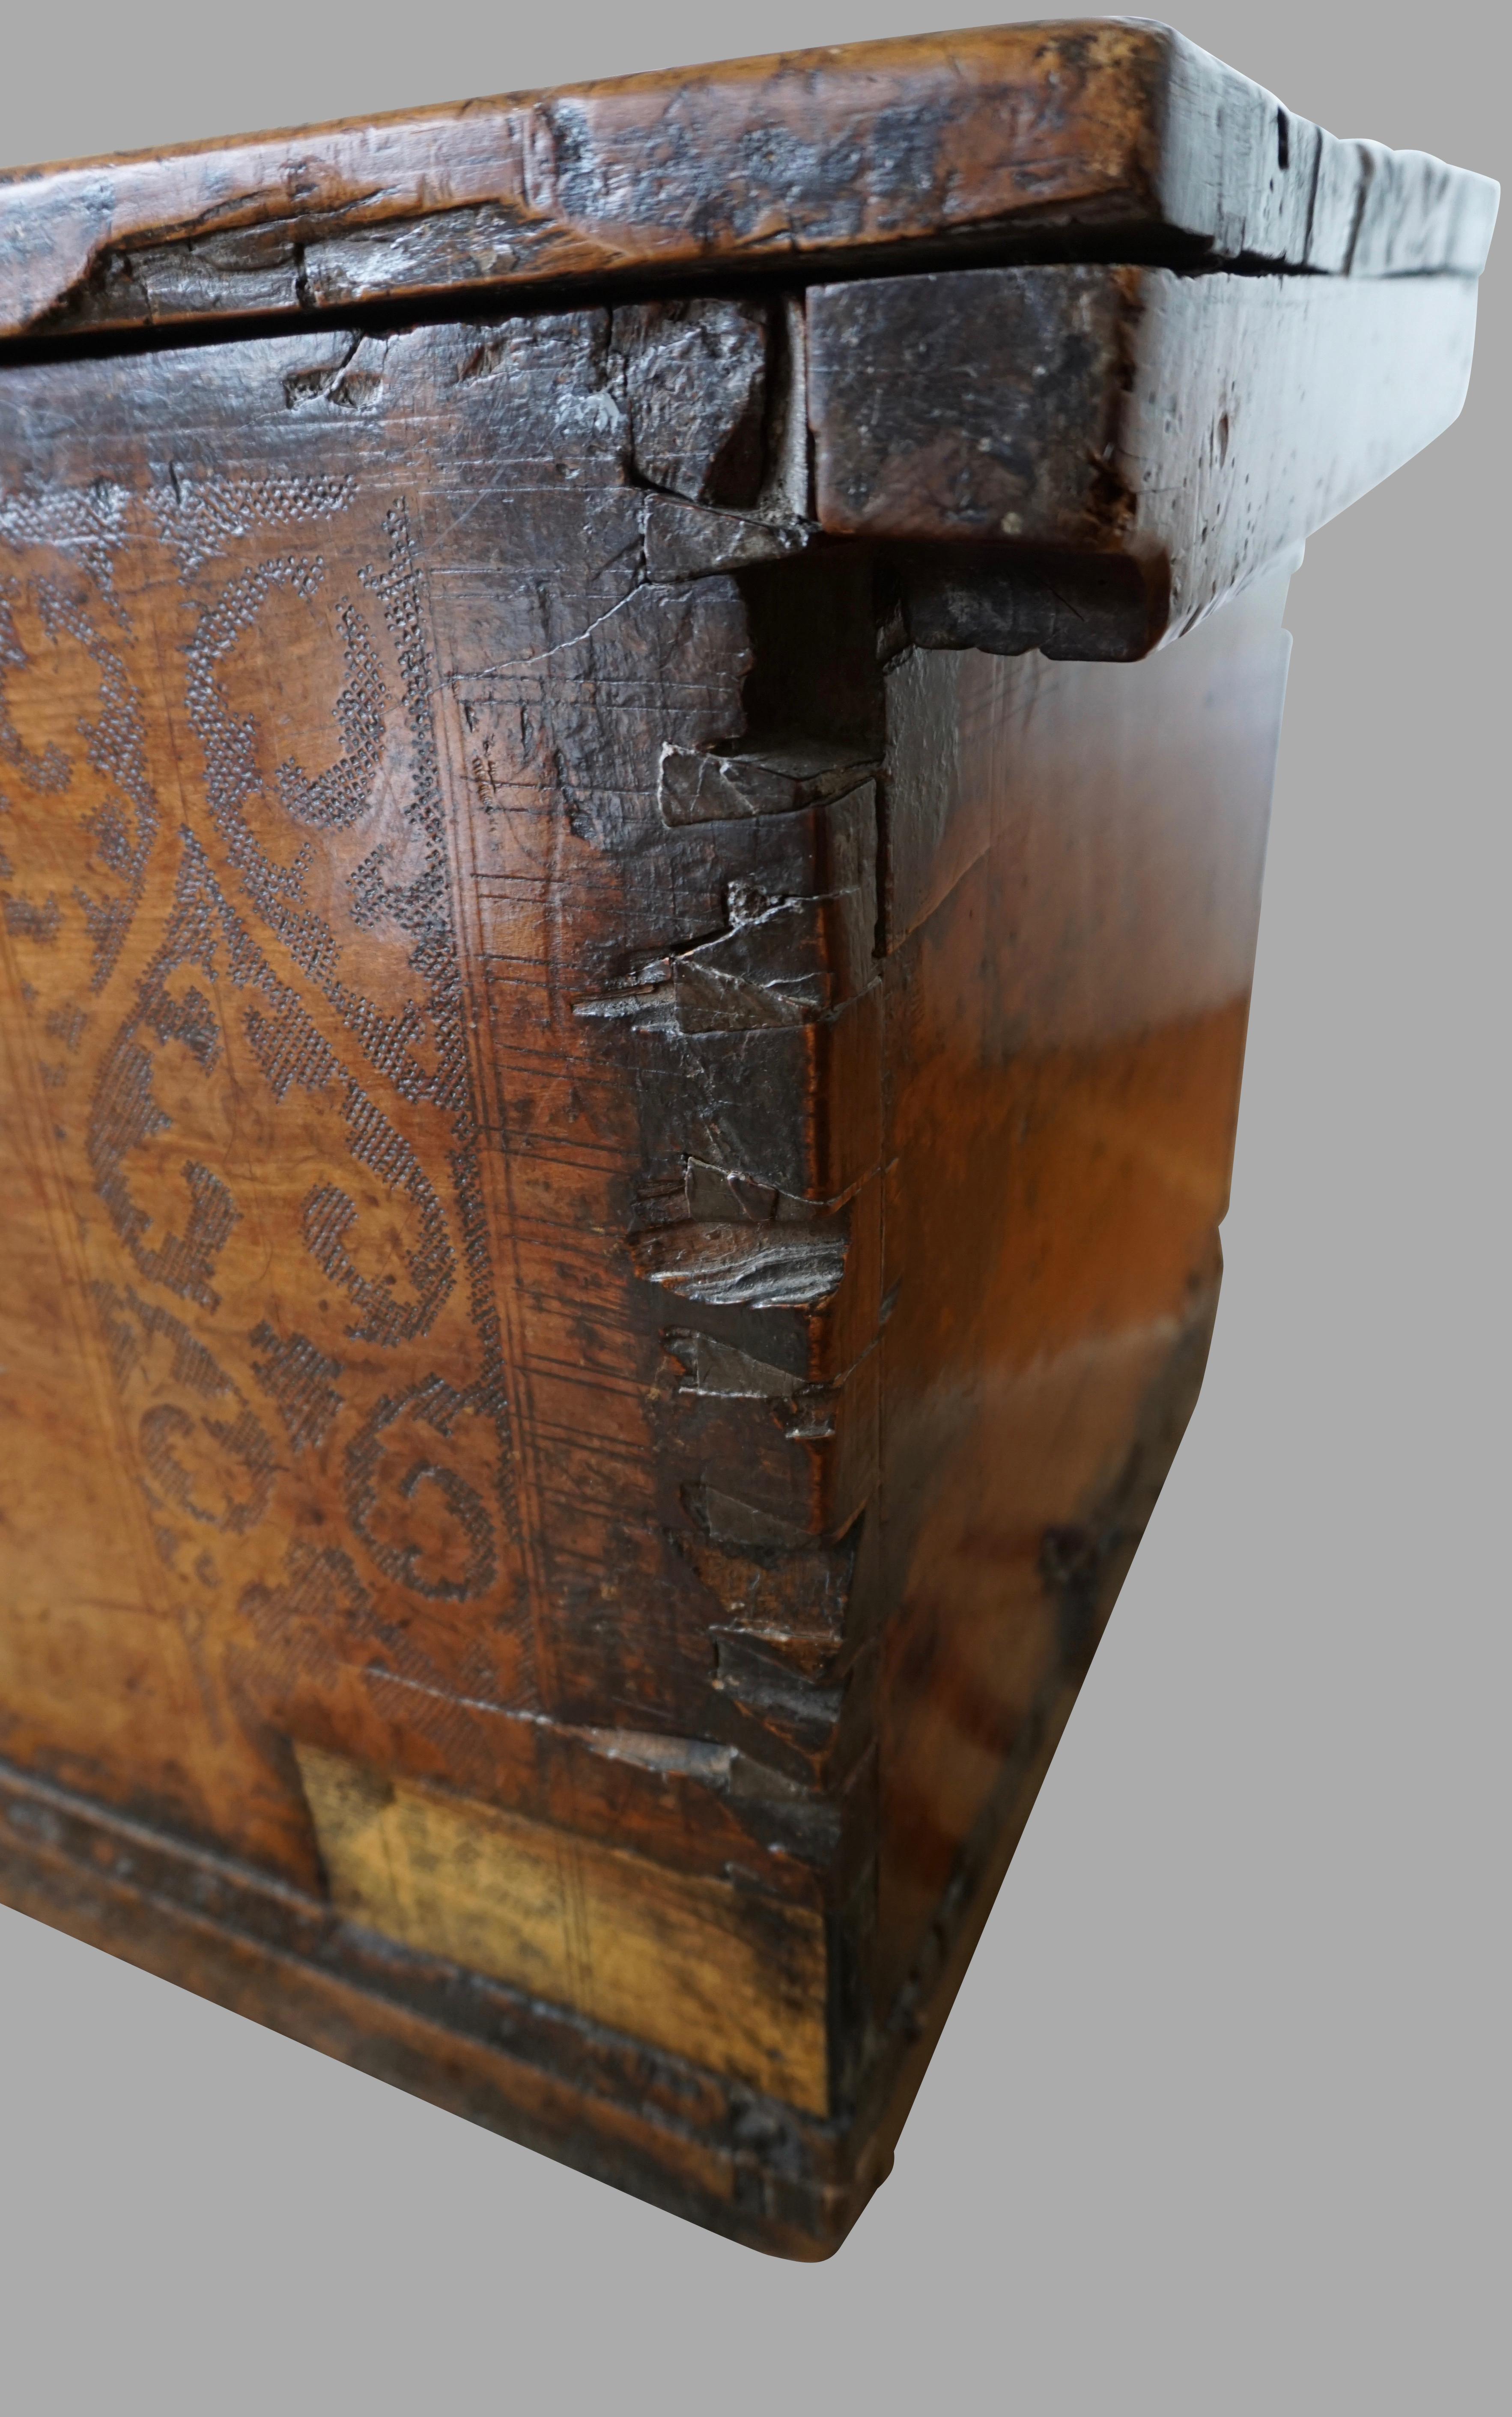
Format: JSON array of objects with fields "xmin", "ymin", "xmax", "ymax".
[{"xmin": 0, "ymin": 6, "xmax": 1504, "ymax": 2409}]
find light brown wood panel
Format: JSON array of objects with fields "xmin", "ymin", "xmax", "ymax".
[{"xmin": 297, "ymin": 1744, "xmax": 830, "ymax": 2113}]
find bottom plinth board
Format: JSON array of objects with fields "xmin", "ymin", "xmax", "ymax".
[{"xmin": 0, "ymin": 1686, "xmax": 1075, "ymax": 2256}]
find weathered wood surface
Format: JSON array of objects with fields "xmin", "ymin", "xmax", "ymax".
[
  {"xmin": 0, "ymin": 24, "xmax": 1494, "ymax": 2256},
  {"xmin": 0, "ymin": 1752, "xmax": 853, "ymax": 2255},
  {"xmin": 297, "ymin": 1743, "xmax": 831, "ymax": 2110},
  {"xmin": 0, "ymin": 294, "xmax": 1295, "ymax": 2242},
  {"xmin": 0, "ymin": 308, "xmax": 866, "ymax": 1899},
  {"xmin": 0, "ymin": 22, "xmax": 1497, "ymax": 343},
  {"xmin": 809, "ymin": 263, "xmax": 1481, "ymax": 646}
]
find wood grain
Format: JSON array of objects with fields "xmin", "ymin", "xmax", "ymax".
[
  {"xmin": 0, "ymin": 1752, "xmax": 858, "ymax": 2254},
  {"xmin": 871, "ymin": 573, "xmax": 1289, "ymax": 1997},
  {"xmin": 0, "ymin": 302, "xmax": 886, "ymax": 1899},
  {"xmin": 0, "ymin": 22, "xmax": 1496, "ymax": 342},
  {"xmin": 296, "ymin": 1744, "xmax": 829, "ymax": 2111},
  {"xmin": 0, "ymin": 21, "xmax": 1493, "ymax": 2256},
  {"xmin": 809, "ymin": 264, "xmax": 1480, "ymax": 645}
]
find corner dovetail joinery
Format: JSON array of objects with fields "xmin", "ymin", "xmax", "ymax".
[
  {"xmin": 0, "ymin": 19, "xmax": 1495, "ymax": 2256},
  {"xmin": 0, "ymin": 272, "xmax": 1291, "ymax": 2144},
  {"xmin": 0, "ymin": 293, "xmax": 891, "ymax": 2178}
]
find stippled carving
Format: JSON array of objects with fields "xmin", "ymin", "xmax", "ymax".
[
  {"xmin": 347, "ymin": 1373, "xmax": 500, "ymax": 1603},
  {"xmin": 248, "ymin": 1323, "xmax": 343, "ymax": 1454},
  {"xmin": 0, "ymin": 483, "xmax": 134, "ymax": 624},
  {"xmin": 139, "ymin": 1399, "xmax": 278, "ymax": 1537},
  {"xmin": 0, "ymin": 573, "xmax": 157, "ymax": 994},
  {"xmin": 0, "ymin": 446, "xmax": 522, "ymax": 1663},
  {"xmin": 90, "ymin": 1279, "xmax": 278, "ymax": 1555},
  {"xmin": 89, "ymin": 836, "xmax": 457, "ymax": 1348},
  {"xmin": 149, "ymin": 468, "xmax": 358, "ymax": 578}
]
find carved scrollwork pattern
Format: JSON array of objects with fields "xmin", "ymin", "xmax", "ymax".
[{"xmin": 0, "ymin": 453, "xmax": 524, "ymax": 1725}]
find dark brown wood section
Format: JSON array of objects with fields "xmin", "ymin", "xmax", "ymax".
[
  {"xmin": 808, "ymin": 265, "xmax": 1479, "ymax": 645},
  {"xmin": 0, "ymin": 22, "xmax": 1497, "ymax": 342},
  {"xmin": 0, "ymin": 27, "xmax": 1495, "ymax": 2253}
]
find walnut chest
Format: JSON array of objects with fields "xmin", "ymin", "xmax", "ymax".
[{"xmin": 0, "ymin": 21, "xmax": 1494, "ymax": 2253}]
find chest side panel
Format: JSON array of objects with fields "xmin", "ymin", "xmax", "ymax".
[{"xmin": 0, "ymin": 310, "xmax": 858, "ymax": 1913}]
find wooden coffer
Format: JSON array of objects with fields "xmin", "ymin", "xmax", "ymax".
[{"xmin": 0, "ymin": 24, "xmax": 1494, "ymax": 2253}]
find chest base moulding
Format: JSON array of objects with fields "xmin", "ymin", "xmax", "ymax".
[{"xmin": 0, "ymin": 22, "xmax": 1494, "ymax": 2254}]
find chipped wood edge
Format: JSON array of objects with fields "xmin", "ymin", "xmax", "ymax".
[{"xmin": 0, "ymin": 22, "xmax": 1496, "ymax": 342}]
